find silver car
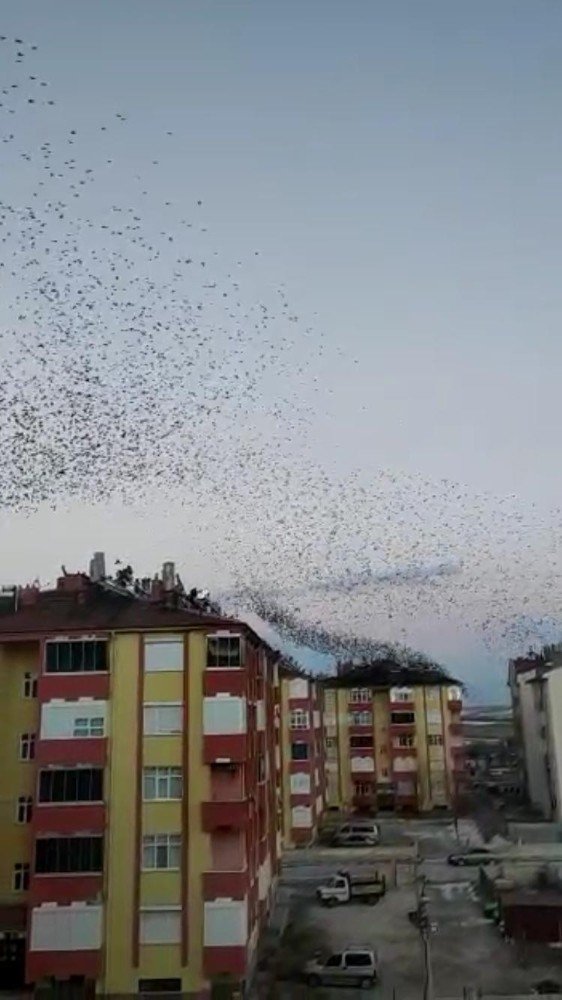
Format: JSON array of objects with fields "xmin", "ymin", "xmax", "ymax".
[
  {"xmin": 305, "ymin": 947, "xmax": 378, "ymax": 989},
  {"xmin": 333, "ymin": 822, "xmax": 380, "ymax": 846}
]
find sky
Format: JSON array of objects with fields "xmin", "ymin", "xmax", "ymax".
[{"xmin": 1, "ymin": 0, "xmax": 562, "ymax": 701}]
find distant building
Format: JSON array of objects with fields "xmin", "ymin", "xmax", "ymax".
[
  {"xmin": 321, "ymin": 662, "xmax": 465, "ymax": 814},
  {"xmin": 508, "ymin": 651, "xmax": 562, "ymax": 820}
]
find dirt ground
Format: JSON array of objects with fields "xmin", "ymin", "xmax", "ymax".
[{"xmin": 270, "ymin": 818, "xmax": 562, "ymax": 999}]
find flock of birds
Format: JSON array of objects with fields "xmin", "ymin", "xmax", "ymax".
[{"xmin": 1, "ymin": 32, "xmax": 560, "ymax": 674}]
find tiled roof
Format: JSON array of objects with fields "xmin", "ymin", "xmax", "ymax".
[
  {"xmin": 0, "ymin": 583, "xmax": 246, "ymax": 636},
  {"xmin": 322, "ymin": 659, "xmax": 455, "ymax": 688}
]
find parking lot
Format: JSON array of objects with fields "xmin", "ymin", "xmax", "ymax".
[{"xmin": 267, "ymin": 818, "xmax": 562, "ymax": 999}]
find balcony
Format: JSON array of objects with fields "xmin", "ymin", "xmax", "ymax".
[
  {"xmin": 38, "ymin": 673, "xmax": 109, "ymax": 702},
  {"xmin": 389, "ymin": 723, "xmax": 416, "ymax": 739},
  {"xmin": 36, "ymin": 738, "xmax": 107, "ymax": 767},
  {"xmin": 203, "ymin": 734, "xmax": 247, "ymax": 765},
  {"xmin": 29, "ymin": 873, "xmax": 103, "ymax": 904},
  {"xmin": 389, "ymin": 699, "xmax": 414, "ymax": 712},
  {"xmin": 33, "ymin": 804, "xmax": 105, "ymax": 836},
  {"xmin": 203, "ymin": 870, "xmax": 248, "ymax": 900},
  {"xmin": 390, "ymin": 744, "xmax": 417, "ymax": 757},
  {"xmin": 202, "ymin": 800, "xmax": 250, "ymax": 832}
]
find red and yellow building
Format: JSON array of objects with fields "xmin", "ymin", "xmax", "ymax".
[
  {"xmin": 322, "ymin": 663, "xmax": 465, "ymax": 814},
  {"xmin": 0, "ymin": 562, "xmax": 303, "ymax": 999}
]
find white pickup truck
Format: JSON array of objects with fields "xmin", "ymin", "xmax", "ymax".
[
  {"xmin": 316, "ymin": 869, "xmax": 386, "ymax": 906},
  {"xmin": 305, "ymin": 946, "xmax": 378, "ymax": 989}
]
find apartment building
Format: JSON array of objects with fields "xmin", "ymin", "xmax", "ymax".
[
  {"xmin": 322, "ymin": 663, "xmax": 465, "ymax": 814},
  {"xmin": 508, "ymin": 652, "xmax": 562, "ymax": 819},
  {"xmin": 278, "ymin": 669, "xmax": 325, "ymax": 846},
  {"xmin": 0, "ymin": 559, "xmax": 294, "ymax": 1000}
]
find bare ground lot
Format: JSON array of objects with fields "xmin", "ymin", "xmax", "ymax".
[{"xmin": 267, "ymin": 819, "xmax": 562, "ymax": 999}]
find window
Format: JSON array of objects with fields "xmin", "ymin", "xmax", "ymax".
[
  {"xmin": 138, "ymin": 980, "xmax": 182, "ymax": 997},
  {"xmin": 142, "ymin": 834, "xmax": 181, "ymax": 870},
  {"xmin": 19, "ymin": 733, "xmax": 35, "ymax": 760},
  {"xmin": 345, "ymin": 953, "xmax": 373, "ymax": 968},
  {"xmin": 390, "ymin": 712, "xmax": 415, "ymax": 725},
  {"xmin": 140, "ymin": 909, "xmax": 181, "ymax": 945},
  {"xmin": 290, "ymin": 709, "xmax": 310, "ymax": 730},
  {"xmin": 348, "ymin": 711, "xmax": 372, "ymax": 727},
  {"xmin": 291, "ymin": 742, "xmax": 309, "ymax": 761},
  {"xmin": 390, "ymin": 687, "xmax": 414, "ymax": 703},
  {"xmin": 354, "ymin": 782, "xmax": 374, "ymax": 797},
  {"xmin": 23, "ymin": 672, "xmax": 38, "ymax": 698},
  {"xmin": 143, "ymin": 767, "xmax": 182, "ymax": 801},
  {"xmin": 144, "ymin": 637, "xmax": 183, "ymax": 673},
  {"xmin": 45, "ymin": 640, "xmax": 107, "ymax": 674},
  {"xmin": 16, "ymin": 796, "xmax": 33, "ymax": 824},
  {"xmin": 206, "ymin": 635, "xmax": 242, "ymax": 668},
  {"xmin": 73, "ymin": 716, "xmax": 104, "ymax": 738},
  {"xmin": 39, "ymin": 768, "xmax": 103, "ymax": 803},
  {"xmin": 143, "ymin": 704, "xmax": 182, "ymax": 735},
  {"xmin": 258, "ymin": 755, "xmax": 266, "ymax": 782},
  {"xmin": 397, "ymin": 735, "xmax": 415, "ymax": 748},
  {"xmin": 350, "ymin": 735, "xmax": 373, "ymax": 749},
  {"xmin": 325, "ymin": 954, "xmax": 343, "ymax": 968},
  {"xmin": 35, "ymin": 836, "xmax": 103, "ymax": 874},
  {"xmin": 325, "ymin": 736, "xmax": 337, "ymax": 749},
  {"xmin": 12, "ymin": 863, "xmax": 29, "ymax": 892},
  {"xmin": 349, "ymin": 688, "xmax": 371, "ymax": 703},
  {"xmin": 427, "ymin": 735, "xmax": 443, "ymax": 747}
]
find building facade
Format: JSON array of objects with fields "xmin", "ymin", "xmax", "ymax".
[
  {"xmin": 0, "ymin": 564, "xmax": 306, "ymax": 999},
  {"xmin": 322, "ymin": 672, "xmax": 465, "ymax": 814},
  {"xmin": 508, "ymin": 652, "xmax": 562, "ymax": 820},
  {"xmin": 278, "ymin": 671, "xmax": 325, "ymax": 847}
]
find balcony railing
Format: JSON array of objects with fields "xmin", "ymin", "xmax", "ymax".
[{"xmin": 201, "ymin": 799, "xmax": 250, "ymax": 832}]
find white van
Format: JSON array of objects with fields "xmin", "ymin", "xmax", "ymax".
[{"xmin": 333, "ymin": 822, "xmax": 380, "ymax": 846}]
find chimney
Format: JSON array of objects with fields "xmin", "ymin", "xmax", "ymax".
[
  {"xmin": 89, "ymin": 552, "xmax": 106, "ymax": 583},
  {"xmin": 162, "ymin": 561, "xmax": 175, "ymax": 592},
  {"xmin": 19, "ymin": 585, "xmax": 40, "ymax": 607}
]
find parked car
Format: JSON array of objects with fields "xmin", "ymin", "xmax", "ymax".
[
  {"xmin": 305, "ymin": 947, "xmax": 378, "ymax": 989},
  {"xmin": 333, "ymin": 822, "xmax": 380, "ymax": 846},
  {"xmin": 447, "ymin": 847, "xmax": 492, "ymax": 867},
  {"xmin": 316, "ymin": 869, "xmax": 386, "ymax": 906}
]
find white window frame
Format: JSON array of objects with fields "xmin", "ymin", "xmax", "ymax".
[
  {"xmin": 16, "ymin": 795, "xmax": 33, "ymax": 824},
  {"xmin": 354, "ymin": 781, "xmax": 374, "ymax": 797},
  {"xmin": 144, "ymin": 636, "xmax": 183, "ymax": 673},
  {"xmin": 349, "ymin": 688, "xmax": 371, "ymax": 703},
  {"xmin": 73, "ymin": 716, "xmax": 105, "ymax": 738},
  {"xmin": 143, "ymin": 767, "xmax": 182, "ymax": 801},
  {"xmin": 143, "ymin": 703, "xmax": 183, "ymax": 736},
  {"xmin": 206, "ymin": 633, "xmax": 244, "ymax": 669},
  {"xmin": 19, "ymin": 733, "xmax": 35, "ymax": 761},
  {"xmin": 12, "ymin": 863, "xmax": 30, "ymax": 892},
  {"xmin": 348, "ymin": 711, "xmax": 372, "ymax": 727},
  {"xmin": 397, "ymin": 735, "xmax": 415, "ymax": 749},
  {"xmin": 139, "ymin": 907, "xmax": 182, "ymax": 945},
  {"xmin": 142, "ymin": 834, "xmax": 181, "ymax": 871},
  {"xmin": 290, "ymin": 709, "xmax": 310, "ymax": 731},
  {"xmin": 23, "ymin": 672, "xmax": 38, "ymax": 699}
]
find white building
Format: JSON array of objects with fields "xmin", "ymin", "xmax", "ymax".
[{"xmin": 509, "ymin": 654, "xmax": 562, "ymax": 820}]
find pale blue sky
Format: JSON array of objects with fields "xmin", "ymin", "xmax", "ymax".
[{"xmin": 2, "ymin": 1, "xmax": 562, "ymax": 700}]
